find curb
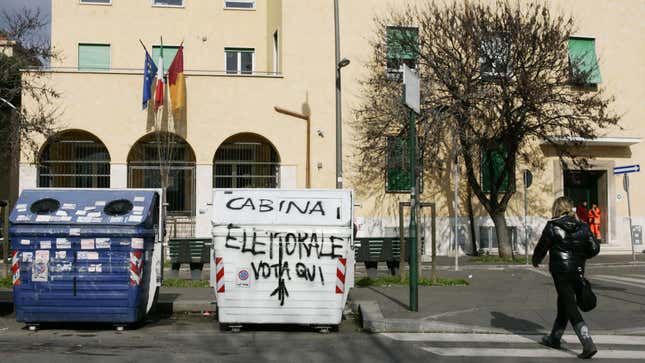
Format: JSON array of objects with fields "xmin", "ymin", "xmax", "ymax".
[
  {"xmin": 351, "ymin": 299, "xmax": 507, "ymax": 334},
  {"xmin": 350, "ymin": 300, "xmax": 645, "ymax": 335}
]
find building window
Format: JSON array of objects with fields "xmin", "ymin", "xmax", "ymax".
[
  {"xmin": 481, "ymin": 146, "xmax": 513, "ymax": 193},
  {"xmin": 225, "ymin": 48, "xmax": 254, "ymax": 74},
  {"xmin": 385, "ymin": 136, "xmax": 411, "ymax": 193},
  {"xmin": 80, "ymin": 0, "xmax": 111, "ymax": 4},
  {"xmin": 127, "ymin": 132, "xmax": 196, "ymax": 216},
  {"xmin": 568, "ymin": 37, "xmax": 602, "ymax": 85},
  {"xmin": 152, "ymin": 45, "xmax": 180, "ymax": 73},
  {"xmin": 480, "ymin": 33, "xmax": 511, "ymax": 79},
  {"xmin": 386, "ymin": 26, "xmax": 418, "ymax": 78},
  {"xmin": 38, "ymin": 130, "xmax": 110, "ymax": 188},
  {"xmin": 272, "ymin": 31, "xmax": 279, "ymax": 74},
  {"xmin": 153, "ymin": 0, "xmax": 183, "ymax": 6},
  {"xmin": 224, "ymin": 1, "xmax": 255, "ymax": 9},
  {"xmin": 78, "ymin": 43, "xmax": 110, "ymax": 71},
  {"xmin": 213, "ymin": 133, "xmax": 280, "ymax": 188}
]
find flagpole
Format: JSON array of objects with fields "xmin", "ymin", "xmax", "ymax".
[{"xmin": 139, "ymin": 39, "xmax": 149, "ymax": 54}]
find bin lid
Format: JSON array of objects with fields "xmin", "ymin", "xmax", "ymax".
[
  {"xmin": 10, "ymin": 189, "xmax": 158, "ymax": 226},
  {"xmin": 212, "ymin": 188, "xmax": 353, "ymax": 227}
]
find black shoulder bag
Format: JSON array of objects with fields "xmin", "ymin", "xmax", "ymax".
[{"xmin": 576, "ymin": 267, "xmax": 597, "ymax": 312}]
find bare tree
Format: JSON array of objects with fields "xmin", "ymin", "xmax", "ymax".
[
  {"xmin": 352, "ymin": 1, "xmax": 619, "ymax": 257},
  {"xmin": 0, "ymin": 7, "xmax": 59, "ymax": 201}
]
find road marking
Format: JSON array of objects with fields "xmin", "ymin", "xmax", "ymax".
[
  {"xmin": 528, "ymin": 268, "xmax": 550, "ymax": 277},
  {"xmin": 382, "ymin": 333, "xmax": 645, "ymax": 345},
  {"xmin": 591, "ymin": 275, "xmax": 645, "ymax": 289},
  {"xmin": 421, "ymin": 346, "xmax": 645, "ymax": 359},
  {"xmin": 422, "ymin": 308, "xmax": 479, "ymax": 320}
]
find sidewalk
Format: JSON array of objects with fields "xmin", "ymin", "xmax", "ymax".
[
  {"xmin": 349, "ymin": 264, "xmax": 645, "ymax": 335},
  {"xmin": 1, "ymin": 255, "xmax": 643, "ymax": 334}
]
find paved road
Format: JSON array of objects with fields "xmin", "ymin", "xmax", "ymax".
[{"xmin": 0, "ymin": 264, "xmax": 642, "ymax": 362}]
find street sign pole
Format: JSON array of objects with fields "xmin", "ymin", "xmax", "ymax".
[
  {"xmin": 453, "ymin": 133, "xmax": 459, "ymax": 272},
  {"xmin": 403, "ymin": 64, "xmax": 420, "ymax": 312},
  {"xmin": 408, "ymin": 108, "xmax": 418, "ymax": 311},
  {"xmin": 523, "ymin": 170, "xmax": 532, "ymax": 265},
  {"xmin": 624, "ymin": 174, "xmax": 635, "ymax": 262}
]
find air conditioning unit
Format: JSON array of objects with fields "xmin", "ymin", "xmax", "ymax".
[{"xmin": 479, "ymin": 226, "xmax": 518, "ymax": 251}]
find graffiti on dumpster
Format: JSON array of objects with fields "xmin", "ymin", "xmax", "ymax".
[{"xmin": 224, "ymin": 224, "xmax": 342, "ymax": 306}]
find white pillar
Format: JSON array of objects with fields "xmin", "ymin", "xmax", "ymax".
[
  {"xmin": 19, "ymin": 163, "xmax": 37, "ymax": 192},
  {"xmin": 279, "ymin": 165, "xmax": 297, "ymax": 188},
  {"xmin": 195, "ymin": 164, "xmax": 213, "ymax": 238},
  {"xmin": 110, "ymin": 163, "xmax": 127, "ymax": 188}
]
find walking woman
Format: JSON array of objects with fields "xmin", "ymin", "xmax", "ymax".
[{"xmin": 532, "ymin": 196, "xmax": 600, "ymax": 359}]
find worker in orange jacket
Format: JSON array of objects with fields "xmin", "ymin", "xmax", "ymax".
[{"xmin": 588, "ymin": 204, "xmax": 601, "ymax": 241}]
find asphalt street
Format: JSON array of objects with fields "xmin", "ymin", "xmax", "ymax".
[{"xmin": 0, "ymin": 264, "xmax": 643, "ymax": 362}]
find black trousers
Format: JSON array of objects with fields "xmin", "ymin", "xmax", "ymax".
[{"xmin": 552, "ymin": 272, "xmax": 584, "ymax": 329}]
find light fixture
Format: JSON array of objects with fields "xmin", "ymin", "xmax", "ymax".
[{"xmin": 337, "ymin": 58, "xmax": 350, "ymax": 69}]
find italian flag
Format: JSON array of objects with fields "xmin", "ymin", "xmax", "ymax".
[{"xmin": 154, "ymin": 47, "xmax": 164, "ymax": 110}]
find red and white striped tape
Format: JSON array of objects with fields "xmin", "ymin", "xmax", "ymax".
[
  {"xmin": 129, "ymin": 251, "xmax": 143, "ymax": 286},
  {"xmin": 215, "ymin": 257, "xmax": 225, "ymax": 293},
  {"xmin": 11, "ymin": 251, "xmax": 20, "ymax": 286},
  {"xmin": 335, "ymin": 258, "xmax": 347, "ymax": 294}
]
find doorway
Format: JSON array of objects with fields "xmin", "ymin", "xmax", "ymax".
[{"xmin": 564, "ymin": 170, "xmax": 607, "ymax": 242}]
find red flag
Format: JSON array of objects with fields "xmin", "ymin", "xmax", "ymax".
[{"xmin": 154, "ymin": 51, "xmax": 164, "ymax": 110}]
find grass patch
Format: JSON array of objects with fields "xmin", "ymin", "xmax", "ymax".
[
  {"xmin": 162, "ymin": 278, "xmax": 210, "ymax": 288},
  {"xmin": 470, "ymin": 255, "xmax": 526, "ymax": 264},
  {"xmin": 356, "ymin": 274, "xmax": 468, "ymax": 287},
  {"xmin": 0, "ymin": 276, "xmax": 11, "ymax": 289}
]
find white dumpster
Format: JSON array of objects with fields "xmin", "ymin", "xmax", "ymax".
[{"xmin": 210, "ymin": 189, "xmax": 354, "ymax": 329}]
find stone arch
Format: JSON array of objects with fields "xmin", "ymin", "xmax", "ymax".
[
  {"xmin": 212, "ymin": 132, "xmax": 281, "ymax": 188},
  {"xmin": 38, "ymin": 129, "xmax": 111, "ymax": 188},
  {"xmin": 127, "ymin": 131, "xmax": 196, "ymax": 216}
]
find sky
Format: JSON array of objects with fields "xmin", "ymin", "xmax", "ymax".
[{"xmin": 0, "ymin": 0, "xmax": 51, "ymax": 42}]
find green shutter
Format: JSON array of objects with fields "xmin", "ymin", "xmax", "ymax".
[
  {"xmin": 386, "ymin": 136, "xmax": 412, "ymax": 193},
  {"xmin": 568, "ymin": 37, "xmax": 602, "ymax": 84},
  {"xmin": 386, "ymin": 27, "xmax": 418, "ymax": 60},
  {"xmin": 78, "ymin": 44, "xmax": 110, "ymax": 71},
  {"xmin": 481, "ymin": 147, "xmax": 511, "ymax": 193},
  {"xmin": 152, "ymin": 46, "xmax": 180, "ymax": 73},
  {"xmin": 225, "ymin": 48, "xmax": 255, "ymax": 53}
]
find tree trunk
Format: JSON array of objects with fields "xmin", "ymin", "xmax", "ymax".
[
  {"xmin": 466, "ymin": 184, "xmax": 478, "ymax": 256},
  {"xmin": 492, "ymin": 210, "xmax": 513, "ymax": 258}
]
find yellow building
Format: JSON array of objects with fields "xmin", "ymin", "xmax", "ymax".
[{"xmin": 20, "ymin": 0, "xmax": 644, "ymax": 255}]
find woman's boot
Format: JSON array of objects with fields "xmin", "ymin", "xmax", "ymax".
[
  {"xmin": 540, "ymin": 326, "xmax": 564, "ymax": 349},
  {"xmin": 573, "ymin": 322, "xmax": 597, "ymax": 359}
]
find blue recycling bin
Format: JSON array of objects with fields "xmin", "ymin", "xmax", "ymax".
[{"xmin": 9, "ymin": 189, "xmax": 162, "ymax": 326}]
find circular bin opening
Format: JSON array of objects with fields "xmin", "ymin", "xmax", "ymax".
[
  {"xmin": 104, "ymin": 199, "xmax": 134, "ymax": 216},
  {"xmin": 30, "ymin": 198, "xmax": 61, "ymax": 215}
]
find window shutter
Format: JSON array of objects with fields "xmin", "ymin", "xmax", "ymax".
[
  {"xmin": 78, "ymin": 44, "xmax": 110, "ymax": 70},
  {"xmin": 568, "ymin": 37, "xmax": 602, "ymax": 84},
  {"xmin": 152, "ymin": 46, "xmax": 180, "ymax": 73},
  {"xmin": 386, "ymin": 136, "xmax": 412, "ymax": 193},
  {"xmin": 386, "ymin": 27, "xmax": 418, "ymax": 60},
  {"xmin": 481, "ymin": 147, "xmax": 511, "ymax": 193}
]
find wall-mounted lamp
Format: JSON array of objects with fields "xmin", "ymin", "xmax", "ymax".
[
  {"xmin": 317, "ymin": 129, "xmax": 324, "ymax": 137},
  {"xmin": 337, "ymin": 58, "xmax": 350, "ymax": 69}
]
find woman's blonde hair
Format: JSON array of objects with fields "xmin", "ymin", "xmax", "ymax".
[{"xmin": 551, "ymin": 196, "xmax": 575, "ymax": 219}]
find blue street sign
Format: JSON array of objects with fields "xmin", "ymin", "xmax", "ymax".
[{"xmin": 614, "ymin": 164, "xmax": 640, "ymax": 175}]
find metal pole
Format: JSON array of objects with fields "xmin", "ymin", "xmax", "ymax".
[
  {"xmin": 334, "ymin": 0, "xmax": 343, "ymax": 189},
  {"xmin": 524, "ymin": 182, "xmax": 529, "ymax": 265},
  {"xmin": 625, "ymin": 174, "xmax": 635, "ymax": 262},
  {"xmin": 3, "ymin": 202, "xmax": 10, "ymax": 278},
  {"xmin": 399, "ymin": 202, "xmax": 406, "ymax": 280},
  {"xmin": 453, "ymin": 136, "xmax": 459, "ymax": 271},
  {"xmin": 408, "ymin": 109, "xmax": 418, "ymax": 312}
]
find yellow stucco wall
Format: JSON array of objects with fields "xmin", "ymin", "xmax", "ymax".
[{"xmin": 21, "ymin": 0, "xmax": 645, "ymax": 248}]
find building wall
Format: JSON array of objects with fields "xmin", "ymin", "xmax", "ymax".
[{"xmin": 20, "ymin": 0, "xmax": 645, "ymax": 252}]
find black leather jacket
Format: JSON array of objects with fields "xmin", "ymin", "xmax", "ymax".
[{"xmin": 532, "ymin": 215, "xmax": 600, "ymax": 274}]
